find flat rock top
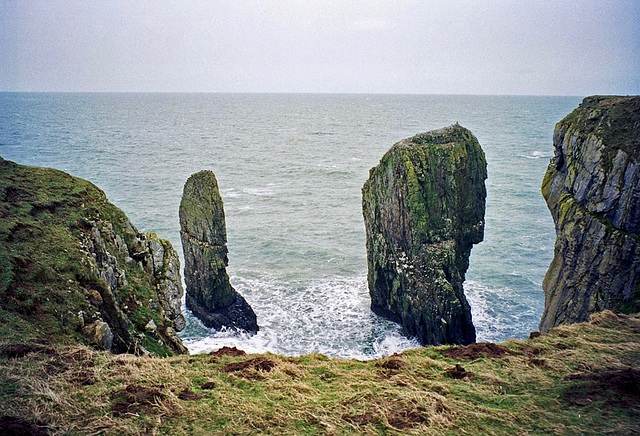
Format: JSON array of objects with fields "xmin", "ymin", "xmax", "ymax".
[
  {"xmin": 559, "ymin": 95, "xmax": 640, "ymax": 157},
  {"xmin": 179, "ymin": 170, "xmax": 226, "ymax": 246}
]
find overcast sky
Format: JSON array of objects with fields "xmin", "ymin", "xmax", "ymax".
[{"xmin": 1, "ymin": 0, "xmax": 638, "ymax": 95}]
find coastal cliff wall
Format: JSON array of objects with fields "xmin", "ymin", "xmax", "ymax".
[
  {"xmin": 540, "ymin": 96, "xmax": 640, "ymax": 332},
  {"xmin": 179, "ymin": 170, "xmax": 258, "ymax": 333},
  {"xmin": 362, "ymin": 124, "xmax": 487, "ymax": 345},
  {"xmin": 0, "ymin": 158, "xmax": 187, "ymax": 355}
]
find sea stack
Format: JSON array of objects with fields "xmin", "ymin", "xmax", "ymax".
[
  {"xmin": 539, "ymin": 96, "xmax": 640, "ymax": 332},
  {"xmin": 362, "ymin": 124, "xmax": 487, "ymax": 345},
  {"xmin": 179, "ymin": 170, "xmax": 258, "ymax": 333}
]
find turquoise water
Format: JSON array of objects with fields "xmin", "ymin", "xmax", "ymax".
[{"xmin": 0, "ymin": 93, "xmax": 582, "ymax": 358}]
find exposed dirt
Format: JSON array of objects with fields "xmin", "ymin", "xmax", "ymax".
[
  {"xmin": 0, "ymin": 343, "xmax": 54, "ymax": 359},
  {"xmin": 445, "ymin": 364, "xmax": 475, "ymax": 380},
  {"xmin": 376, "ymin": 355, "xmax": 405, "ymax": 370},
  {"xmin": 564, "ymin": 367, "xmax": 640, "ymax": 409},
  {"xmin": 342, "ymin": 411, "xmax": 375, "ymax": 426},
  {"xmin": 529, "ymin": 331, "xmax": 542, "ymax": 339},
  {"xmin": 554, "ymin": 343, "xmax": 570, "ymax": 350},
  {"xmin": 222, "ymin": 357, "xmax": 277, "ymax": 373},
  {"xmin": 386, "ymin": 403, "xmax": 428, "ymax": 429},
  {"xmin": 209, "ymin": 346, "xmax": 247, "ymax": 363},
  {"xmin": 520, "ymin": 346, "xmax": 542, "ymax": 357},
  {"xmin": 528, "ymin": 358, "xmax": 548, "ymax": 368},
  {"xmin": 200, "ymin": 381, "xmax": 216, "ymax": 390},
  {"xmin": 177, "ymin": 389, "xmax": 205, "ymax": 401},
  {"xmin": 0, "ymin": 416, "xmax": 48, "ymax": 436},
  {"xmin": 440, "ymin": 342, "xmax": 511, "ymax": 360},
  {"xmin": 111, "ymin": 384, "xmax": 164, "ymax": 416}
]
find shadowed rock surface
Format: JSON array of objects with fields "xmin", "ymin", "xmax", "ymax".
[
  {"xmin": 0, "ymin": 158, "xmax": 187, "ymax": 356},
  {"xmin": 540, "ymin": 96, "xmax": 640, "ymax": 332},
  {"xmin": 179, "ymin": 170, "xmax": 258, "ymax": 333},
  {"xmin": 362, "ymin": 124, "xmax": 487, "ymax": 345}
]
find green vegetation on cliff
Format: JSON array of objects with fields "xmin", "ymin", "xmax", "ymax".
[
  {"xmin": 0, "ymin": 158, "xmax": 186, "ymax": 356},
  {"xmin": 1, "ymin": 311, "xmax": 638, "ymax": 435},
  {"xmin": 540, "ymin": 96, "xmax": 640, "ymax": 332},
  {"xmin": 362, "ymin": 124, "xmax": 486, "ymax": 346}
]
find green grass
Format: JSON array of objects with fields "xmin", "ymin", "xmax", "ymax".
[{"xmin": 1, "ymin": 310, "xmax": 638, "ymax": 435}]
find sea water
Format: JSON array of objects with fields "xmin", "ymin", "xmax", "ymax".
[{"xmin": 0, "ymin": 93, "xmax": 582, "ymax": 358}]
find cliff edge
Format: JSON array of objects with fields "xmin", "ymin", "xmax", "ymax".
[
  {"xmin": 362, "ymin": 124, "xmax": 487, "ymax": 345},
  {"xmin": 540, "ymin": 96, "xmax": 640, "ymax": 332},
  {"xmin": 0, "ymin": 158, "xmax": 187, "ymax": 355}
]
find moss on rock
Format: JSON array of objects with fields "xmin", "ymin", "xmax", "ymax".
[{"xmin": 362, "ymin": 124, "xmax": 487, "ymax": 345}]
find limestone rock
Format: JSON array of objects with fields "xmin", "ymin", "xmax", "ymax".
[
  {"xmin": 82, "ymin": 320, "xmax": 114, "ymax": 350},
  {"xmin": 179, "ymin": 170, "xmax": 258, "ymax": 333},
  {"xmin": 0, "ymin": 158, "xmax": 187, "ymax": 356},
  {"xmin": 539, "ymin": 96, "xmax": 640, "ymax": 332},
  {"xmin": 362, "ymin": 124, "xmax": 486, "ymax": 345}
]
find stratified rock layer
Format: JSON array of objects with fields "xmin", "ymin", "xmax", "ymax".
[
  {"xmin": 539, "ymin": 96, "xmax": 640, "ymax": 332},
  {"xmin": 362, "ymin": 124, "xmax": 487, "ymax": 345},
  {"xmin": 179, "ymin": 171, "xmax": 258, "ymax": 333},
  {"xmin": 0, "ymin": 158, "xmax": 187, "ymax": 355}
]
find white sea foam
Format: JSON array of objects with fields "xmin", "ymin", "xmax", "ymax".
[{"xmin": 181, "ymin": 274, "xmax": 419, "ymax": 359}]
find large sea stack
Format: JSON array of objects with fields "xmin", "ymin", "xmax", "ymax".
[
  {"xmin": 539, "ymin": 96, "xmax": 640, "ymax": 332},
  {"xmin": 179, "ymin": 170, "xmax": 258, "ymax": 333},
  {"xmin": 0, "ymin": 158, "xmax": 187, "ymax": 356},
  {"xmin": 362, "ymin": 124, "xmax": 487, "ymax": 345}
]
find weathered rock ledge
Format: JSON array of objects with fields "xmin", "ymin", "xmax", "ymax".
[
  {"xmin": 362, "ymin": 124, "xmax": 487, "ymax": 345},
  {"xmin": 0, "ymin": 158, "xmax": 187, "ymax": 355},
  {"xmin": 539, "ymin": 96, "xmax": 640, "ymax": 332},
  {"xmin": 179, "ymin": 170, "xmax": 258, "ymax": 333}
]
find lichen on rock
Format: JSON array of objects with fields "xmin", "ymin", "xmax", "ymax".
[
  {"xmin": 0, "ymin": 157, "xmax": 187, "ymax": 356},
  {"xmin": 179, "ymin": 170, "xmax": 258, "ymax": 333},
  {"xmin": 362, "ymin": 124, "xmax": 487, "ymax": 345},
  {"xmin": 539, "ymin": 96, "xmax": 640, "ymax": 332}
]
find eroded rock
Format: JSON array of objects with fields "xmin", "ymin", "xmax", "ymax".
[
  {"xmin": 539, "ymin": 96, "xmax": 640, "ymax": 332},
  {"xmin": 362, "ymin": 124, "xmax": 486, "ymax": 345},
  {"xmin": 179, "ymin": 170, "xmax": 258, "ymax": 333}
]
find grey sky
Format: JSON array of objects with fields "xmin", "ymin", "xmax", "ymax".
[{"xmin": 1, "ymin": 0, "xmax": 638, "ymax": 95}]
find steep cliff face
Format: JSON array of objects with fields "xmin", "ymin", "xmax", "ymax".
[
  {"xmin": 179, "ymin": 171, "xmax": 258, "ymax": 333},
  {"xmin": 362, "ymin": 125, "xmax": 487, "ymax": 345},
  {"xmin": 0, "ymin": 158, "xmax": 187, "ymax": 355},
  {"xmin": 540, "ymin": 96, "xmax": 640, "ymax": 332}
]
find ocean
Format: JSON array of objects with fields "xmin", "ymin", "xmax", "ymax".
[{"xmin": 0, "ymin": 92, "xmax": 582, "ymax": 358}]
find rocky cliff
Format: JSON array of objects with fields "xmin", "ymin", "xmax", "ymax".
[
  {"xmin": 539, "ymin": 96, "xmax": 640, "ymax": 332},
  {"xmin": 362, "ymin": 124, "xmax": 487, "ymax": 345},
  {"xmin": 0, "ymin": 158, "xmax": 187, "ymax": 355},
  {"xmin": 179, "ymin": 171, "xmax": 258, "ymax": 332}
]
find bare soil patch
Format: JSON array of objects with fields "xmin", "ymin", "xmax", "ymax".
[
  {"xmin": 440, "ymin": 342, "xmax": 510, "ymax": 360},
  {"xmin": 111, "ymin": 384, "xmax": 164, "ymax": 416},
  {"xmin": 445, "ymin": 364, "xmax": 475, "ymax": 380},
  {"xmin": 177, "ymin": 389, "xmax": 205, "ymax": 401},
  {"xmin": 222, "ymin": 357, "xmax": 277, "ymax": 373},
  {"xmin": 564, "ymin": 368, "xmax": 640, "ymax": 409},
  {"xmin": 210, "ymin": 346, "xmax": 246, "ymax": 358},
  {"xmin": 0, "ymin": 416, "xmax": 48, "ymax": 436}
]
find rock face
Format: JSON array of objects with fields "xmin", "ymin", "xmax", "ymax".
[
  {"xmin": 0, "ymin": 158, "xmax": 187, "ymax": 355},
  {"xmin": 179, "ymin": 171, "xmax": 258, "ymax": 332},
  {"xmin": 362, "ymin": 124, "xmax": 487, "ymax": 345},
  {"xmin": 539, "ymin": 96, "xmax": 640, "ymax": 332}
]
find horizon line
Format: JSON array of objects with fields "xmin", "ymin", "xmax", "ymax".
[{"xmin": 0, "ymin": 90, "xmax": 593, "ymax": 98}]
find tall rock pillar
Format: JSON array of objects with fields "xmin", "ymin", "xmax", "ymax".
[
  {"xmin": 362, "ymin": 124, "xmax": 487, "ymax": 345},
  {"xmin": 179, "ymin": 170, "xmax": 258, "ymax": 333}
]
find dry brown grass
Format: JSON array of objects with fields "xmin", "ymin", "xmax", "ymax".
[{"xmin": 1, "ymin": 311, "xmax": 639, "ymax": 435}]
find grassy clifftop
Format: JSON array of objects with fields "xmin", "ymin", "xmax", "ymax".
[
  {"xmin": 1, "ymin": 311, "xmax": 639, "ymax": 435},
  {"xmin": 0, "ymin": 157, "xmax": 186, "ymax": 356}
]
